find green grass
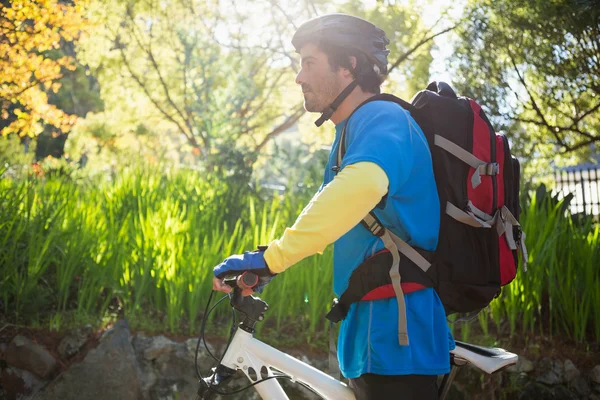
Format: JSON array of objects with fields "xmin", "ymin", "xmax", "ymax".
[{"xmin": 0, "ymin": 164, "xmax": 598, "ymax": 347}]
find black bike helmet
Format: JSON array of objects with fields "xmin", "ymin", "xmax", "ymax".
[
  {"xmin": 292, "ymin": 13, "xmax": 390, "ymax": 75},
  {"xmin": 292, "ymin": 14, "xmax": 390, "ymax": 126}
]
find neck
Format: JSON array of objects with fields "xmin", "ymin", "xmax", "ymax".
[{"xmin": 330, "ymin": 84, "xmax": 375, "ymax": 125}]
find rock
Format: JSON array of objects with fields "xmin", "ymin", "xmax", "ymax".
[
  {"xmin": 536, "ymin": 357, "xmax": 564, "ymax": 386},
  {"xmin": 144, "ymin": 335, "xmax": 175, "ymax": 361},
  {"xmin": 591, "ymin": 365, "xmax": 600, "ymax": 385},
  {"xmin": 132, "ymin": 334, "xmax": 158, "ymax": 395},
  {"xmin": 151, "ymin": 342, "xmax": 198, "ymax": 399},
  {"xmin": 506, "ymin": 355, "xmax": 534, "ymax": 374},
  {"xmin": 57, "ymin": 324, "xmax": 93, "ymax": 359},
  {"xmin": 4, "ymin": 335, "xmax": 56, "ymax": 379},
  {"xmin": 186, "ymin": 337, "xmax": 216, "ymax": 359},
  {"xmin": 0, "ymin": 366, "xmax": 45, "ymax": 399},
  {"xmin": 552, "ymin": 385, "xmax": 580, "ymax": 400},
  {"xmin": 36, "ymin": 320, "xmax": 143, "ymax": 400},
  {"xmin": 132, "ymin": 333, "xmax": 153, "ymax": 355},
  {"xmin": 568, "ymin": 375, "xmax": 590, "ymax": 398},
  {"xmin": 518, "ymin": 382, "xmax": 578, "ymax": 400},
  {"xmin": 563, "ymin": 359, "xmax": 580, "ymax": 383}
]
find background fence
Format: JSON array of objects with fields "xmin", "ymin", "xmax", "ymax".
[{"xmin": 554, "ymin": 165, "xmax": 600, "ymax": 216}]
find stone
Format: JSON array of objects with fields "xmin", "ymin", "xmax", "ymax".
[
  {"xmin": 139, "ymin": 361, "xmax": 158, "ymax": 394},
  {"xmin": 186, "ymin": 337, "xmax": 216, "ymax": 359},
  {"xmin": 57, "ymin": 324, "xmax": 93, "ymax": 359},
  {"xmin": 132, "ymin": 333, "xmax": 153, "ymax": 356},
  {"xmin": 1, "ymin": 366, "xmax": 45, "ymax": 399},
  {"xmin": 563, "ymin": 359, "xmax": 580, "ymax": 382},
  {"xmin": 36, "ymin": 320, "xmax": 143, "ymax": 400},
  {"xmin": 518, "ymin": 382, "xmax": 578, "ymax": 400},
  {"xmin": 551, "ymin": 385, "xmax": 579, "ymax": 400},
  {"xmin": 132, "ymin": 333, "xmax": 159, "ymax": 395},
  {"xmin": 151, "ymin": 342, "xmax": 200, "ymax": 400},
  {"xmin": 144, "ymin": 335, "xmax": 175, "ymax": 361},
  {"xmin": 591, "ymin": 365, "xmax": 600, "ymax": 385},
  {"xmin": 506, "ymin": 355, "xmax": 535, "ymax": 374},
  {"xmin": 536, "ymin": 357, "xmax": 564, "ymax": 386},
  {"xmin": 4, "ymin": 335, "xmax": 56, "ymax": 379},
  {"xmin": 568, "ymin": 375, "xmax": 590, "ymax": 398}
]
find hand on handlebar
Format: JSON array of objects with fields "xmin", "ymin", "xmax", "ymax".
[
  {"xmin": 213, "ymin": 249, "xmax": 276, "ymax": 296},
  {"xmin": 212, "ymin": 272, "xmax": 258, "ymax": 296}
]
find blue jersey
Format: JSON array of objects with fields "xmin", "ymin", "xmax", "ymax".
[{"xmin": 322, "ymin": 100, "xmax": 455, "ymax": 378}]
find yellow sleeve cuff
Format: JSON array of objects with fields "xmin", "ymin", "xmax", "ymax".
[{"xmin": 264, "ymin": 161, "xmax": 389, "ymax": 273}]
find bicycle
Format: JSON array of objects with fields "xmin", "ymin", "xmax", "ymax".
[{"xmin": 195, "ymin": 272, "xmax": 518, "ymax": 399}]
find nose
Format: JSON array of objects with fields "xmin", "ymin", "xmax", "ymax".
[{"xmin": 295, "ymin": 68, "xmax": 306, "ymax": 86}]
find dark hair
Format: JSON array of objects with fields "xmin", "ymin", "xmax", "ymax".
[{"xmin": 319, "ymin": 41, "xmax": 385, "ymax": 94}]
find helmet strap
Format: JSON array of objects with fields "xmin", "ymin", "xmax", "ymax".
[{"xmin": 314, "ymin": 79, "xmax": 359, "ymax": 127}]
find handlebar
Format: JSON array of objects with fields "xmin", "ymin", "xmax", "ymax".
[
  {"xmin": 221, "ymin": 271, "xmax": 269, "ymax": 330},
  {"xmin": 222, "ymin": 271, "xmax": 260, "ymax": 291}
]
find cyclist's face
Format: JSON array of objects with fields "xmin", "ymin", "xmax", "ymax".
[{"xmin": 295, "ymin": 43, "xmax": 343, "ymax": 113}]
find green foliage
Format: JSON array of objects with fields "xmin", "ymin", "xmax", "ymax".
[
  {"xmin": 452, "ymin": 0, "xmax": 600, "ymax": 175},
  {"xmin": 485, "ymin": 186, "xmax": 600, "ymax": 343},
  {"xmin": 76, "ymin": 0, "xmax": 306, "ymax": 178},
  {"xmin": 337, "ymin": 0, "xmax": 439, "ymax": 98},
  {"xmin": 0, "ymin": 135, "xmax": 35, "ymax": 176},
  {"xmin": 1, "ymin": 163, "xmax": 598, "ymax": 346}
]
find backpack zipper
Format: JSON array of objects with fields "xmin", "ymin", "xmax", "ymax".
[
  {"xmin": 491, "ymin": 132, "xmax": 497, "ymax": 212},
  {"xmin": 484, "ymin": 111, "xmax": 497, "ymax": 212}
]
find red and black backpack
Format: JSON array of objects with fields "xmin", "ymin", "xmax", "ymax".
[{"xmin": 326, "ymin": 82, "xmax": 528, "ymax": 346}]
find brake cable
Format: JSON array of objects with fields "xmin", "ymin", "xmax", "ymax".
[{"xmin": 194, "ymin": 289, "xmax": 323, "ymax": 398}]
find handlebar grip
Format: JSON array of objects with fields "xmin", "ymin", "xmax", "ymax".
[{"xmin": 239, "ymin": 271, "xmax": 259, "ymax": 289}]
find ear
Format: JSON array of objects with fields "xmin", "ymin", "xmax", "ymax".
[
  {"xmin": 349, "ymin": 56, "xmax": 357, "ymax": 70},
  {"xmin": 339, "ymin": 56, "xmax": 357, "ymax": 79}
]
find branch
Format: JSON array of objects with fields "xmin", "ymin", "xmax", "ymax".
[
  {"xmin": 7, "ymin": 75, "xmax": 62, "ymax": 97},
  {"xmin": 573, "ymin": 101, "xmax": 600, "ymax": 125},
  {"xmin": 387, "ymin": 25, "xmax": 457, "ymax": 75},
  {"xmin": 270, "ymin": 8, "xmax": 300, "ymax": 74},
  {"xmin": 125, "ymin": 7, "xmax": 207, "ymax": 149},
  {"xmin": 559, "ymin": 138, "xmax": 600, "ymax": 155},
  {"xmin": 115, "ymin": 34, "xmax": 198, "ymax": 149},
  {"xmin": 247, "ymin": 69, "xmax": 287, "ymax": 119},
  {"xmin": 254, "ymin": 105, "xmax": 306, "ymax": 153},
  {"xmin": 266, "ymin": 0, "xmax": 299, "ymax": 31},
  {"xmin": 508, "ymin": 54, "xmax": 565, "ymax": 146}
]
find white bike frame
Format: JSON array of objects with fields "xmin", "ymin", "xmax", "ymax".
[
  {"xmin": 220, "ymin": 327, "xmax": 355, "ymax": 400},
  {"xmin": 206, "ymin": 279, "xmax": 518, "ymax": 399}
]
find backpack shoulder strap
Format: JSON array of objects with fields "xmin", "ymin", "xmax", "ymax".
[
  {"xmin": 331, "ymin": 94, "xmax": 429, "ymax": 347},
  {"xmin": 336, "ymin": 94, "xmax": 415, "ymax": 167}
]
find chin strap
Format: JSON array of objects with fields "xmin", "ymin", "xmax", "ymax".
[{"xmin": 314, "ymin": 80, "xmax": 359, "ymax": 127}]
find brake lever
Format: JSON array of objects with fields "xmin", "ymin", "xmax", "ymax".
[
  {"xmin": 222, "ymin": 271, "xmax": 259, "ymax": 291},
  {"xmin": 223, "ymin": 272, "xmax": 269, "ymax": 328}
]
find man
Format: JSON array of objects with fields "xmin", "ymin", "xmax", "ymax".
[{"xmin": 213, "ymin": 14, "xmax": 454, "ymax": 400}]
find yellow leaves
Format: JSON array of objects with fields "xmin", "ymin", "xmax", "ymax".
[{"xmin": 1, "ymin": 0, "xmax": 89, "ymax": 137}]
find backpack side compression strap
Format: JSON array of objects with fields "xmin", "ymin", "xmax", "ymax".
[
  {"xmin": 326, "ymin": 249, "xmax": 434, "ymax": 323},
  {"xmin": 332, "ymin": 93, "xmax": 433, "ymax": 346}
]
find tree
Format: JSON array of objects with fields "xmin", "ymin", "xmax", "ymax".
[
  {"xmin": 0, "ymin": 0, "xmax": 87, "ymax": 138},
  {"xmin": 78, "ymin": 0, "xmax": 458, "ymax": 179},
  {"xmin": 452, "ymin": 0, "xmax": 600, "ymax": 165},
  {"xmin": 79, "ymin": 0, "xmax": 309, "ymax": 180}
]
